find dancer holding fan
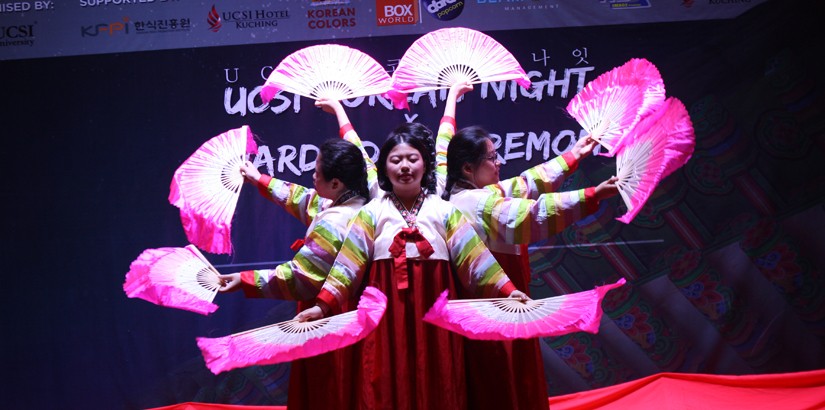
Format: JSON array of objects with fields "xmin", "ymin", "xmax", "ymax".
[
  {"xmin": 436, "ymin": 82, "xmax": 619, "ymax": 410},
  {"xmin": 211, "ymin": 111, "xmax": 372, "ymax": 408},
  {"xmin": 297, "ymin": 124, "xmax": 529, "ymax": 410}
]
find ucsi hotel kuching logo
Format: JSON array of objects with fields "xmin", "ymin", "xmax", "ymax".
[
  {"xmin": 206, "ymin": 4, "xmax": 289, "ymax": 32},
  {"xmin": 376, "ymin": 0, "xmax": 417, "ymax": 26}
]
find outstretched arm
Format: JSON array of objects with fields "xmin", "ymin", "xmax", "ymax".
[
  {"xmin": 487, "ymin": 134, "xmax": 599, "ymax": 200},
  {"xmin": 301, "ymin": 206, "xmax": 376, "ymax": 319},
  {"xmin": 443, "ymin": 205, "xmax": 521, "ymax": 299},
  {"xmin": 217, "ymin": 208, "xmax": 355, "ymax": 300},
  {"xmin": 435, "ymin": 82, "xmax": 474, "ymax": 194},
  {"xmin": 316, "ymin": 98, "xmax": 379, "ymax": 196},
  {"xmin": 240, "ymin": 161, "xmax": 323, "ymax": 226}
]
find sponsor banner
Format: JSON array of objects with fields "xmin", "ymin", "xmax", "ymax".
[{"xmin": 0, "ymin": 0, "xmax": 767, "ymax": 61}]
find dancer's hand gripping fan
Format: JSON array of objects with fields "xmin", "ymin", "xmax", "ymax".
[
  {"xmin": 423, "ymin": 278, "xmax": 626, "ymax": 340},
  {"xmin": 168, "ymin": 126, "xmax": 258, "ymax": 255},
  {"xmin": 123, "ymin": 244, "xmax": 223, "ymax": 315},
  {"xmin": 388, "ymin": 27, "xmax": 531, "ymax": 110},
  {"xmin": 566, "ymin": 58, "xmax": 666, "ymax": 156},
  {"xmin": 614, "ymin": 97, "xmax": 696, "ymax": 223},
  {"xmin": 260, "ymin": 44, "xmax": 393, "ymax": 104},
  {"xmin": 196, "ymin": 286, "xmax": 388, "ymax": 374}
]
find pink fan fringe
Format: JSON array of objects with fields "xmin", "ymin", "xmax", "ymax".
[
  {"xmin": 260, "ymin": 82, "xmax": 281, "ymax": 105},
  {"xmin": 168, "ymin": 126, "xmax": 258, "ymax": 255},
  {"xmin": 122, "ymin": 247, "xmax": 219, "ymax": 316},
  {"xmin": 566, "ymin": 57, "xmax": 665, "ymax": 157},
  {"xmin": 423, "ymin": 278, "xmax": 626, "ymax": 340},
  {"xmin": 615, "ymin": 97, "xmax": 695, "ymax": 224},
  {"xmin": 197, "ymin": 286, "xmax": 387, "ymax": 374}
]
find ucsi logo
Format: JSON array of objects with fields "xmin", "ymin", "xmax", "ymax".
[
  {"xmin": 376, "ymin": 0, "xmax": 417, "ymax": 26},
  {"xmin": 1, "ymin": 24, "xmax": 34, "ymax": 39},
  {"xmin": 424, "ymin": 0, "xmax": 464, "ymax": 21}
]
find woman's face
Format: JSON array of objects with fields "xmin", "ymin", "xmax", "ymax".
[
  {"xmin": 385, "ymin": 143, "xmax": 424, "ymax": 196},
  {"xmin": 469, "ymin": 139, "xmax": 500, "ymax": 187}
]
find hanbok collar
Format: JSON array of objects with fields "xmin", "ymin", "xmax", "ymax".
[
  {"xmin": 453, "ymin": 179, "xmax": 479, "ymax": 192},
  {"xmin": 332, "ymin": 190, "xmax": 359, "ymax": 207},
  {"xmin": 388, "ymin": 189, "xmax": 426, "ymax": 228}
]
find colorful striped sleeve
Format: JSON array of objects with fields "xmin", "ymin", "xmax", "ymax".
[
  {"xmin": 435, "ymin": 116, "xmax": 456, "ymax": 182},
  {"xmin": 487, "ymin": 152, "xmax": 579, "ymax": 199},
  {"xmin": 237, "ymin": 216, "xmax": 348, "ymax": 301},
  {"xmin": 316, "ymin": 208, "xmax": 375, "ymax": 314},
  {"xmin": 256, "ymin": 174, "xmax": 324, "ymax": 226},
  {"xmin": 340, "ymin": 124, "xmax": 379, "ymax": 197},
  {"xmin": 480, "ymin": 187, "xmax": 598, "ymax": 245},
  {"xmin": 444, "ymin": 206, "xmax": 515, "ymax": 298}
]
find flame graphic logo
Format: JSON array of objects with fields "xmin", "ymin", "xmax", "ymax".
[{"xmin": 207, "ymin": 5, "xmax": 222, "ymax": 32}]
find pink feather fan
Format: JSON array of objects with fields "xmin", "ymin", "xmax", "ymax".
[
  {"xmin": 388, "ymin": 27, "xmax": 531, "ymax": 110},
  {"xmin": 566, "ymin": 58, "xmax": 666, "ymax": 156},
  {"xmin": 123, "ymin": 244, "xmax": 223, "ymax": 315},
  {"xmin": 615, "ymin": 97, "xmax": 696, "ymax": 223},
  {"xmin": 196, "ymin": 286, "xmax": 387, "ymax": 374},
  {"xmin": 423, "ymin": 278, "xmax": 626, "ymax": 340},
  {"xmin": 259, "ymin": 44, "xmax": 392, "ymax": 104},
  {"xmin": 168, "ymin": 126, "xmax": 258, "ymax": 255}
]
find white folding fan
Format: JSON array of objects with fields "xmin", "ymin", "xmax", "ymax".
[
  {"xmin": 123, "ymin": 244, "xmax": 224, "ymax": 315},
  {"xmin": 423, "ymin": 278, "xmax": 626, "ymax": 340},
  {"xmin": 566, "ymin": 58, "xmax": 666, "ymax": 156},
  {"xmin": 197, "ymin": 286, "xmax": 387, "ymax": 374},
  {"xmin": 168, "ymin": 126, "xmax": 258, "ymax": 255},
  {"xmin": 615, "ymin": 97, "xmax": 695, "ymax": 223},
  {"xmin": 259, "ymin": 44, "xmax": 393, "ymax": 104},
  {"xmin": 388, "ymin": 27, "xmax": 531, "ymax": 109}
]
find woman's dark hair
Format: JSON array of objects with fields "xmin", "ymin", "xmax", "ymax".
[
  {"xmin": 442, "ymin": 126, "xmax": 490, "ymax": 200},
  {"xmin": 376, "ymin": 122, "xmax": 436, "ymax": 193},
  {"xmin": 318, "ymin": 138, "xmax": 370, "ymax": 199}
]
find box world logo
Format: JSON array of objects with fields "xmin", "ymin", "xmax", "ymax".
[{"xmin": 376, "ymin": 0, "xmax": 417, "ymax": 26}]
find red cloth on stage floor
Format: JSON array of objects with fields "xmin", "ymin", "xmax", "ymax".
[{"xmin": 147, "ymin": 368, "xmax": 825, "ymax": 410}]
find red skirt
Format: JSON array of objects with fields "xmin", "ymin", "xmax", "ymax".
[
  {"xmin": 287, "ymin": 301, "xmax": 358, "ymax": 409},
  {"xmin": 463, "ymin": 249, "xmax": 549, "ymax": 410},
  {"xmin": 352, "ymin": 258, "xmax": 467, "ymax": 410}
]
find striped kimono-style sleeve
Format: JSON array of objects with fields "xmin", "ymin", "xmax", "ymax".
[
  {"xmin": 486, "ymin": 152, "xmax": 579, "ymax": 200},
  {"xmin": 444, "ymin": 207, "xmax": 515, "ymax": 298},
  {"xmin": 316, "ymin": 208, "xmax": 375, "ymax": 314},
  {"xmin": 341, "ymin": 124, "xmax": 379, "ymax": 197},
  {"xmin": 435, "ymin": 117, "xmax": 456, "ymax": 185},
  {"xmin": 256, "ymin": 174, "xmax": 324, "ymax": 226},
  {"xmin": 237, "ymin": 216, "xmax": 349, "ymax": 301},
  {"xmin": 479, "ymin": 187, "xmax": 599, "ymax": 245}
]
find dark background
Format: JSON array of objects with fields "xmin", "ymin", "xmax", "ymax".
[{"xmin": 2, "ymin": 1, "xmax": 824, "ymax": 408}]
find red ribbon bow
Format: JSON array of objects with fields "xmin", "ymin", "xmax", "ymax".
[{"xmin": 388, "ymin": 227, "xmax": 434, "ymax": 290}]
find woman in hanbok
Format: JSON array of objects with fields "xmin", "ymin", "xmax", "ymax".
[
  {"xmin": 297, "ymin": 123, "xmax": 529, "ymax": 410},
  {"xmin": 437, "ymin": 82, "xmax": 619, "ymax": 409},
  {"xmin": 217, "ymin": 100, "xmax": 374, "ymax": 409}
]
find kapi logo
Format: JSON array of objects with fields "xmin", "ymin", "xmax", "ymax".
[
  {"xmin": 424, "ymin": 0, "xmax": 464, "ymax": 21},
  {"xmin": 81, "ymin": 16, "xmax": 131, "ymax": 37},
  {"xmin": 206, "ymin": 4, "xmax": 289, "ymax": 32},
  {"xmin": 376, "ymin": 0, "xmax": 417, "ymax": 26}
]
